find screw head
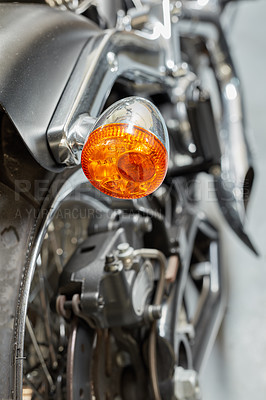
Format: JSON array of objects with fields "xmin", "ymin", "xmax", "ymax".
[
  {"xmin": 98, "ymin": 296, "xmax": 105, "ymax": 309},
  {"xmin": 117, "ymin": 243, "xmax": 130, "ymax": 254},
  {"xmin": 105, "ymin": 253, "xmax": 122, "ymax": 273}
]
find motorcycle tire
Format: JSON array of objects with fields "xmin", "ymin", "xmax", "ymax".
[{"xmin": 0, "ymin": 114, "xmax": 97, "ymax": 399}]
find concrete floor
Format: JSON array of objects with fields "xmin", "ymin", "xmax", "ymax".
[{"xmin": 201, "ymin": 2, "xmax": 266, "ymax": 399}]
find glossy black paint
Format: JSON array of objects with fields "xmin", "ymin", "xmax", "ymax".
[{"xmin": 0, "ymin": 3, "xmax": 100, "ymax": 170}]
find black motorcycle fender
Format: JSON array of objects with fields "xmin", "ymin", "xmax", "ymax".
[{"xmin": 0, "ymin": 3, "xmax": 100, "ymax": 171}]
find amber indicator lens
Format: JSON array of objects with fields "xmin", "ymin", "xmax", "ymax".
[{"xmin": 81, "ymin": 123, "xmax": 168, "ymax": 199}]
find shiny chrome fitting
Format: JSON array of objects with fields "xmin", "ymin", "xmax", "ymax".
[{"xmin": 174, "ymin": 367, "xmax": 201, "ymax": 400}]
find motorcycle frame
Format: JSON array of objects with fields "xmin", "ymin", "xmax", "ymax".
[{"xmin": 1, "ymin": 1, "xmax": 252, "ymax": 398}]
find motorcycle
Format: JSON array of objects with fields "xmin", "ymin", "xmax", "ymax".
[{"xmin": 0, "ymin": 0, "xmax": 256, "ymax": 399}]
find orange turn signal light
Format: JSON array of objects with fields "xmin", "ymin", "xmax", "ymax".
[{"xmin": 81, "ymin": 123, "xmax": 168, "ymax": 199}]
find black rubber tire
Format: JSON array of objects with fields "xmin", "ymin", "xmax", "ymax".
[
  {"xmin": 0, "ymin": 181, "xmax": 39, "ymax": 399},
  {"xmin": 0, "ymin": 113, "xmax": 71, "ymax": 399}
]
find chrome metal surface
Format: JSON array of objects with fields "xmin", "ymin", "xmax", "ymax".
[
  {"xmin": 116, "ymin": 242, "xmax": 134, "ymax": 269},
  {"xmin": 133, "ymin": 248, "xmax": 166, "ymax": 307},
  {"xmin": 47, "ymin": 28, "xmax": 175, "ymax": 165},
  {"xmin": 91, "ymin": 96, "xmax": 170, "ymax": 151},
  {"xmin": 131, "ymin": 260, "xmax": 154, "ymax": 316},
  {"xmin": 47, "ymin": 0, "xmax": 187, "ymax": 166},
  {"xmin": 45, "ymin": 0, "xmax": 97, "ymax": 14},
  {"xmin": 174, "ymin": 366, "xmax": 201, "ymax": 400},
  {"xmin": 54, "ymin": 94, "xmax": 170, "ymax": 167},
  {"xmin": 179, "ymin": 6, "xmax": 256, "ymax": 252},
  {"xmin": 182, "ymin": 0, "xmax": 221, "ymax": 13},
  {"xmin": 60, "ymin": 114, "xmax": 96, "ymax": 165}
]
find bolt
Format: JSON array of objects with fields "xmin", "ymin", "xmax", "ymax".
[
  {"xmin": 151, "ymin": 305, "xmax": 162, "ymax": 319},
  {"xmin": 105, "ymin": 262, "xmax": 120, "ymax": 273},
  {"xmin": 170, "ymin": 247, "xmax": 179, "ymax": 255},
  {"xmin": 107, "ymin": 52, "xmax": 118, "ymax": 73},
  {"xmin": 52, "ymin": 361, "xmax": 58, "ymax": 369},
  {"xmin": 98, "ymin": 296, "xmax": 105, "ymax": 309},
  {"xmin": 176, "ymin": 205, "xmax": 183, "ymax": 214},
  {"xmin": 105, "ymin": 253, "xmax": 115, "ymax": 264},
  {"xmin": 174, "ymin": 367, "xmax": 201, "ymax": 400},
  {"xmin": 142, "ymin": 216, "xmax": 152, "ymax": 232},
  {"xmin": 116, "ymin": 351, "xmax": 130, "ymax": 368},
  {"xmin": 145, "ymin": 305, "xmax": 162, "ymax": 322},
  {"xmin": 117, "ymin": 243, "xmax": 130, "ymax": 254},
  {"xmin": 117, "ymin": 243, "xmax": 134, "ymax": 269},
  {"xmin": 105, "ymin": 253, "xmax": 122, "ymax": 273}
]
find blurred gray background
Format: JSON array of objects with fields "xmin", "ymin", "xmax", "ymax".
[{"xmin": 201, "ymin": 1, "xmax": 266, "ymax": 399}]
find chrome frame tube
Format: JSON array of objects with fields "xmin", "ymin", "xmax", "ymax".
[
  {"xmin": 47, "ymin": 29, "xmax": 176, "ymax": 165},
  {"xmin": 179, "ymin": 7, "xmax": 256, "ymax": 252},
  {"xmin": 180, "ymin": 7, "xmax": 252, "ymax": 195}
]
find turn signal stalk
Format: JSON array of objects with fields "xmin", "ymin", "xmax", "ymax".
[{"xmin": 81, "ymin": 97, "xmax": 169, "ymax": 199}]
